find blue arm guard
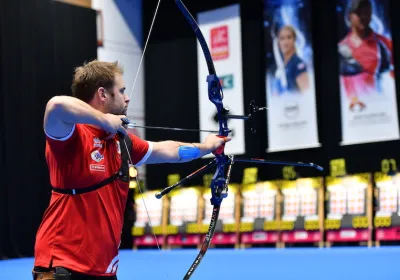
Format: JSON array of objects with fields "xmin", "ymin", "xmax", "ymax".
[{"xmin": 178, "ymin": 146, "xmax": 200, "ymax": 161}]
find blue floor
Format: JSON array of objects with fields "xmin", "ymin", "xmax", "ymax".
[{"xmin": 1, "ymin": 247, "xmax": 399, "ymax": 279}]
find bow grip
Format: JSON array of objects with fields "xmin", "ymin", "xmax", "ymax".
[{"xmin": 212, "ymin": 136, "xmax": 226, "ymax": 156}]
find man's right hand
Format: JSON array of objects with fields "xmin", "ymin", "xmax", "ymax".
[{"xmin": 100, "ymin": 113, "xmax": 128, "ymax": 139}]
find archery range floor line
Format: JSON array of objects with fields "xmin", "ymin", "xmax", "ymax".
[{"xmin": 0, "ymin": 246, "xmax": 399, "ymax": 279}]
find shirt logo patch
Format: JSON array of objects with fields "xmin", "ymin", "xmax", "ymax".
[
  {"xmin": 91, "ymin": 150, "xmax": 104, "ymax": 162},
  {"xmin": 93, "ymin": 137, "xmax": 103, "ymax": 148},
  {"xmin": 90, "ymin": 164, "xmax": 106, "ymax": 172}
]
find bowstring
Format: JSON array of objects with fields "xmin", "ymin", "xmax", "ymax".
[
  {"xmin": 124, "ymin": 0, "xmax": 169, "ymax": 278},
  {"xmin": 128, "ymin": 0, "xmax": 162, "ymax": 101},
  {"xmin": 122, "ymin": 139, "xmax": 170, "ymax": 280}
]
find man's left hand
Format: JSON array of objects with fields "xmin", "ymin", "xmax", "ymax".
[{"xmin": 203, "ymin": 134, "xmax": 231, "ymax": 154}]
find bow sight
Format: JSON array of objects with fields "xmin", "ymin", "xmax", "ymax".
[
  {"xmin": 221, "ymin": 100, "xmax": 268, "ymax": 134},
  {"xmin": 124, "ymin": 100, "xmax": 267, "ymax": 135}
]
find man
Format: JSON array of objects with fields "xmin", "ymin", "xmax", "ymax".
[
  {"xmin": 32, "ymin": 60, "xmax": 229, "ymax": 279},
  {"xmin": 338, "ymin": 0, "xmax": 394, "ymax": 111}
]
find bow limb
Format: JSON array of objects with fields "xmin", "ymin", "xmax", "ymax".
[
  {"xmin": 175, "ymin": 1, "xmax": 231, "ymax": 278},
  {"xmin": 183, "ymin": 156, "xmax": 234, "ymax": 279},
  {"xmin": 175, "ymin": 0, "xmax": 230, "ymax": 139},
  {"xmin": 183, "ymin": 206, "xmax": 220, "ymax": 280}
]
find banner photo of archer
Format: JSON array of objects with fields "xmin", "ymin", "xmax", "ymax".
[
  {"xmin": 337, "ymin": 0, "xmax": 400, "ymax": 145},
  {"xmin": 264, "ymin": 0, "xmax": 320, "ymax": 152}
]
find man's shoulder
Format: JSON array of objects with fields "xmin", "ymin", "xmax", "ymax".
[
  {"xmin": 45, "ymin": 123, "xmax": 90, "ymax": 149},
  {"xmin": 126, "ymin": 131, "xmax": 145, "ymax": 143}
]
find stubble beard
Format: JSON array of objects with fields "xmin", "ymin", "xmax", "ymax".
[{"xmin": 106, "ymin": 102, "xmax": 126, "ymax": 116}]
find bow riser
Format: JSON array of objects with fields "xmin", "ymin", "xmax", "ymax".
[
  {"xmin": 210, "ymin": 164, "xmax": 228, "ymax": 206},
  {"xmin": 206, "ymin": 74, "xmax": 230, "ymax": 137}
]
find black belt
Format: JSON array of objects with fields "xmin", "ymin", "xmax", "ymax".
[{"xmin": 33, "ymin": 266, "xmax": 117, "ymax": 280}]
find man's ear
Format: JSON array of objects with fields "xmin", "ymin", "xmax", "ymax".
[{"xmin": 97, "ymin": 87, "xmax": 106, "ymax": 100}]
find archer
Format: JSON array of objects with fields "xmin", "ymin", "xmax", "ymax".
[{"xmin": 32, "ymin": 59, "xmax": 228, "ymax": 280}]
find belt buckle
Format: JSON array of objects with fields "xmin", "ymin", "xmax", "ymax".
[{"xmin": 32, "ymin": 270, "xmax": 56, "ymax": 280}]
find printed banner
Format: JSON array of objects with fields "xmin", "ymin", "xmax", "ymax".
[
  {"xmin": 264, "ymin": 0, "xmax": 320, "ymax": 152},
  {"xmin": 169, "ymin": 188, "xmax": 199, "ymax": 226},
  {"xmin": 197, "ymin": 4, "xmax": 245, "ymax": 155},
  {"xmin": 337, "ymin": 0, "xmax": 399, "ymax": 145}
]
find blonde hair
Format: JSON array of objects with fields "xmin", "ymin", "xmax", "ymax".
[
  {"xmin": 278, "ymin": 25, "xmax": 297, "ymax": 40},
  {"xmin": 71, "ymin": 59, "xmax": 124, "ymax": 103}
]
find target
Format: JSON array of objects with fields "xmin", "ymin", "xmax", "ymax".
[
  {"xmin": 135, "ymin": 191, "xmax": 163, "ymax": 227},
  {"xmin": 328, "ymin": 185, "xmax": 347, "ymax": 217},
  {"xmin": 242, "ymin": 182, "xmax": 277, "ymax": 221},
  {"xmin": 299, "ymin": 187, "xmax": 318, "ymax": 218},
  {"xmin": 169, "ymin": 188, "xmax": 199, "ymax": 226},
  {"xmin": 282, "ymin": 187, "xmax": 300, "ymax": 220},
  {"xmin": 376, "ymin": 174, "xmax": 400, "ymax": 216},
  {"xmin": 281, "ymin": 179, "xmax": 320, "ymax": 221},
  {"xmin": 327, "ymin": 175, "xmax": 368, "ymax": 219},
  {"xmin": 347, "ymin": 186, "xmax": 365, "ymax": 215}
]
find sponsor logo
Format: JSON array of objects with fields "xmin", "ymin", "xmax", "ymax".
[
  {"xmin": 93, "ymin": 137, "xmax": 102, "ymax": 148},
  {"xmin": 91, "ymin": 150, "xmax": 104, "ymax": 162},
  {"xmin": 211, "ymin": 25, "xmax": 229, "ymax": 60},
  {"xmin": 284, "ymin": 102, "xmax": 299, "ymax": 119},
  {"xmin": 106, "ymin": 255, "xmax": 119, "ymax": 274},
  {"xmin": 90, "ymin": 164, "xmax": 106, "ymax": 172},
  {"xmin": 219, "ymin": 74, "xmax": 234, "ymax": 89}
]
